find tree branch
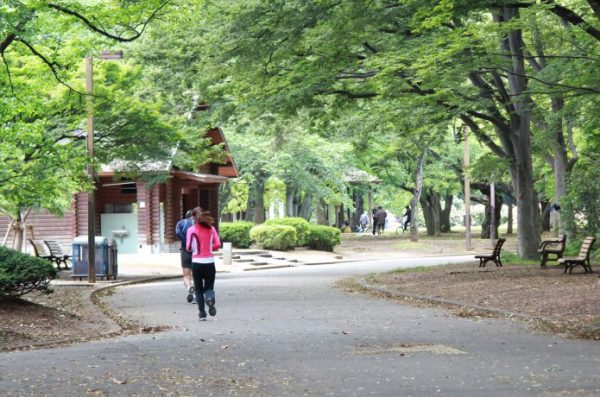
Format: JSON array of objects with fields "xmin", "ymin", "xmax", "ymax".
[
  {"xmin": 587, "ymin": 0, "xmax": 600, "ymax": 20},
  {"xmin": 15, "ymin": 39, "xmax": 82, "ymax": 94},
  {"xmin": 490, "ymin": 2, "xmax": 600, "ymax": 41},
  {"xmin": 0, "ymin": 34, "xmax": 17, "ymax": 55},
  {"xmin": 481, "ymin": 67, "xmax": 600, "ymax": 94},
  {"xmin": 318, "ymin": 90, "xmax": 378, "ymax": 99},
  {"xmin": 336, "ymin": 71, "xmax": 377, "ymax": 79},
  {"xmin": 460, "ymin": 114, "xmax": 510, "ymax": 161},
  {"xmin": 1, "ymin": 52, "xmax": 21, "ymax": 102},
  {"xmin": 547, "ymin": 2, "xmax": 600, "ymax": 42},
  {"xmin": 47, "ymin": 1, "xmax": 172, "ymax": 42},
  {"xmin": 362, "ymin": 41, "xmax": 378, "ymax": 54}
]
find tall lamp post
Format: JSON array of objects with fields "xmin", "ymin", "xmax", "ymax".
[
  {"xmin": 86, "ymin": 51, "xmax": 123, "ymax": 283},
  {"xmin": 463, "ymin": 129, "xmax": 472, "ymax": 251}
]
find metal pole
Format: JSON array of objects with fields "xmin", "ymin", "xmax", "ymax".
[
  {"xmin": 490, "ymin": 181, "xmax": 496, "ymax": 247},
  {"xmin": 464, "ymin": 131, "xmax": 472, "ymax": 251},
  {"xmin": 86, "ymin": 55, "xmax": 96, "ymax": 284}
]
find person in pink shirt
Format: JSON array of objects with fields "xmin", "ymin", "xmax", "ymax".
[{"xmin": 186, "ymin": 207, "xmax": 221, "ymax": 321}]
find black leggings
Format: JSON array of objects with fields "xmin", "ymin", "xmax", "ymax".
[{"xmin": 192, "ymin": 262, "xmax": 216, "ymax": 312}]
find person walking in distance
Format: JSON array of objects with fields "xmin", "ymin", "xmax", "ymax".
[
  {"xmin": 175, "ymin": 209, "xmax": 195, "ymax": 303},
  {"xmin": 375, "ymin": 206, "xmax": 387, "ymax": 235},
  {"xmin": 402, "ymin": 205, "xmax": 411, "ymax": 232},
  {"xmin": 186, "ymin": 207, "xmax": 221, "ymax": 321},
  {"xmin": 359, "ymin": 211, "xmax": 369, "ymax": 233},
  {"xmin": 372, "ymin": 207, "xmax": 378, "ymax": 236}
]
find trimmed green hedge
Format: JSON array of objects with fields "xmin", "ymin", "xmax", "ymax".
[
  {"xmin": 250, "ymin": 224, "xmax": 297, "ymax": 251},
  {"xmin": 0, "ymin": 246, "xmax": 57, "ymax": 299},
  {"xmin": 219, "ymin": 221, "xmax": 255, "ymax": 248},
  {"xmin": 305, "ymin": 225, "xmax": 341, "ymax": 252},
  {"xmin": 265, "ymin": 217, "xmax": 310, "ymax": 246}
]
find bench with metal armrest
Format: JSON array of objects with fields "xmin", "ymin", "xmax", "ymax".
[
  {"xmin": 475, "ymin": 238, "xmax": 506, "ymax": 268},
  {"xmin": 538, "ymin": 234, "xmax": 567, "ymax": 267},
  {"xmin": 44, "ymin": 240, "xmax": 71, "ymax": 270}
]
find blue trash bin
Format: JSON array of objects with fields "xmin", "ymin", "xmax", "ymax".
[{"xmin": 71, "ymin": 236, "xmax": 117, "ymax": 280}]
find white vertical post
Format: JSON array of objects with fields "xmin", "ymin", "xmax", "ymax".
[
  {"xmin": 464, "ymin": 130, "xmax": 472, "ymax": 251},
  {"xmin": 223, "ymin": 242, "xmax": 232, "ymax": 266},
  {"xmin": 490, "ymin": 182, "xmax": 496, "ymax": 247},
  {"xmin": 86, "ymin": 55, "xmax": 96, "ymax": 284}
]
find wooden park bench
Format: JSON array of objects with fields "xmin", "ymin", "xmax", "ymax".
[
  {"xmin": 44, "ymin": 240, "xmax": 71, "ymax": 270},
  {"xmin": 559, "ymin": 236, "xmax": 596, "ymax": 274},
  {"xmin": 28, "ymin": 239, "xmax": 70, "ymax": 270},
  {"xmin": 475, "ymin": 238, "xmax": 506, "ymax": 268},
  {"xmin": 29, "ymin": 239, "xmax": 57, "ymax": 266},
  {"xmin": 538, "ymin": 234, "xmax": 567, "ymax": 267}
]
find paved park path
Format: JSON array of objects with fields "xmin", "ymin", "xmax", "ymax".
[{"xmin": 1, "ymin": 256, "xmax": 599, "ymax": 396}]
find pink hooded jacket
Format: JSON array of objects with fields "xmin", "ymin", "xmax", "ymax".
[{"xmin": 186, "ymin": 224, "xmax": 221, "ymax": 264}]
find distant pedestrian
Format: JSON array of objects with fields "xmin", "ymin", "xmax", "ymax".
[
  {"xmin": 359, "ymin": 211, "xmax": 369, "ymax": 233},
  {"xmin": 402, "ymin": 205, "xmax": 411, "ymax": 231},
  {"xmin": 375, "ymin": 206, "xmax": 387, "ymax": 235},
  {"xmin": 175, "ymin": 209, "xmax": 195, "ymax": 303},
  {"xmin": 372, "ymin": 207, "xmax": 378, "ymax": 236},
  {"xmin": 186, "ymin": 207, "xmax": 221, "ymax": 321}
]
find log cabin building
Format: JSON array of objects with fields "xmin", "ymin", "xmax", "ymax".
[{"xmin": 0, "ymin": 128, "xmax": 238, "ymax": 254}]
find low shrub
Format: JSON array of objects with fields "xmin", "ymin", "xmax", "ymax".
[
  {"xmin": 219, "ymin": 221, "xmax": 255, "ymax": 248},
  {"xmin": 305, "ymin": 225, "xmax": 341, "ymax": 252},
  {"xmin": 265, "ymin": 217, "xmax": 310, "ymax": 246},
  {"xmin": 250, "ymin": 224, "xmax": 297, "ymax": 251},
  {"xmin": 0, "ymin": 246, "xmax": 57, "ymax": 299}
]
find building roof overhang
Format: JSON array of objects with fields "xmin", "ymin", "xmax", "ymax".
[{"xmin": 172, "ymin": 171, "xmax": 230, "ymax": 184}]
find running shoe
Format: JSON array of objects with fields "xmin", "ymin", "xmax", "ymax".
[{"xmin": 207, "ymin": 299, "xmax": 216, "ymax": 316}]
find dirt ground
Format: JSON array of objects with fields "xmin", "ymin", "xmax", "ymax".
[
  {"xmin": 1, "ymin": 233, "xmax": 598, "ymax": 351},
  {"xmin": 361, "ymin": 263, "xmax": 600, "ymax": 340},
  {"xmin": 0, "ymin": 277, "xmax": 166, "ymax": 352}
]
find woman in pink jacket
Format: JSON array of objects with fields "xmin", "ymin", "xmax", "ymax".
[{"xmin": 186, "ymin": 207, "xmax": 221, "ymax": 321}]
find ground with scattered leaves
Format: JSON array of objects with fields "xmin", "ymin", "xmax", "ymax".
[
  {"xmin": 361, "ymin": 262, "xmax": 600, "ymax": 340},
  {"xmin": 0, "ymin": 286, "xmax": 121, "ymax": 351}
]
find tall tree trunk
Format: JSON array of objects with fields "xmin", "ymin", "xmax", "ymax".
[
  {"xmin": 353, "ymin": 189, "xmax": 364, "ymax": 227},
  {"xmin": 14, "ymin": 208, "xmax": 24, "ymax": 252},
  {"xmin": 505, "ymin": 7, "xmax": 541, "ymax": 258},
  {"xmin": 540, "ymin": 199, "xmax": 551, "ymax": 232},
  {"xmin": 440, "ymin": 195, "xmax": 453, "ymax": 232},
  {"xmin": 410, "ymin": 151, "xmax": 426, "ymax": 241},
  {"xmin": 420, "ymin": 190, "xmax": 441, "ymax": 237},
  {"xmin": 315, "ymin": 199, "xmax": 328, "ymax": 225},
  {"xmin": 481, "ymin": 193, "xmax": 503, "ymax": 239},
  {"xmin": 244, "ymin": 206, "xmax": 254, "ymax": 222},
  {"xmin": 252, "ymin": 180, "xmax": 266, "ymax": 224},
  {"xmin": 336, "ymin": 205, "xmax": 344, "ymax": 228},
  {"xmin": 507, "ymin": 201, "xmax": 514, "ymax": 234},
  {"xmin": 298, "ymin": 195, "xmax": 312, "ymax": 220},
  {"xmin": 420, "ymin": 195, "xmax": 435, "ymax": 236},
  {"xmin": 285, "ymin": 186, "xmax": 295, "ymax": 217}
]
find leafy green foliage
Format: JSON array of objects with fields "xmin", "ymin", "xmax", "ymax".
[
  {"xmin": 305, "ymin": 225, "xmax": 341, "ymax": 252},
  {"xmin": 265, "ymin": 217, "xmax": 310, "ymax": 247},
  {"xmin": 222, "ymin": 180, "xmax": 249, "ymax": 218},
  {"xmin": 219, "ymin": 222, "xmax": 255, "ymax": 249},
  {"xmin": 0, "ymin": 246, "xmax": 57, "ymax": 299},
  {"xmin": 1, "ymin": 0, "xmax": 194, "ymax": 248},
  {"xmin": 564, "ymin": 237, "xmax": 600, "ymax": 260},
  {"xmin": 562, "ymin": 158, "xmax": 600, "ymax": 237},
  {"xmin": 249, "ymin": 225, "xmax": 297, "ymax": 251}
]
